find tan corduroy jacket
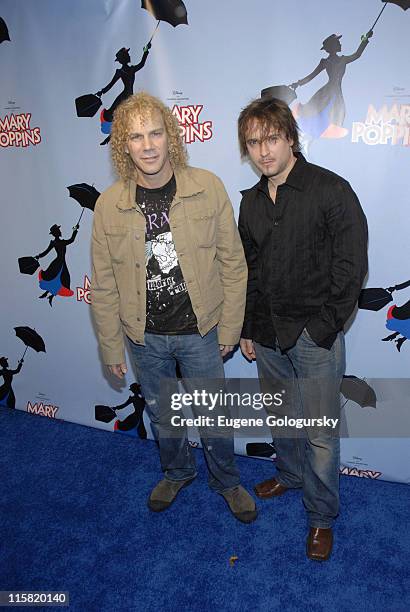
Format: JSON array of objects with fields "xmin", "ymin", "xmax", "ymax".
[{"xmin": 91, "ymin": 166, "xmax": 247, "ymax": 365}]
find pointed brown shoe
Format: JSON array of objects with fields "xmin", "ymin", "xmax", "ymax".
[
  {"xmin": 253, "ymin": 477, "xmax": 289, "ymax": 499},
  {"xmin": 306, "ymin": 527, "xmax": 333, "ymax": 561}
]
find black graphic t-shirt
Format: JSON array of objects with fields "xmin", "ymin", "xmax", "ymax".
[{"xmin": 136, "ymin": 175, "xmax": 198, "ymax": 334}]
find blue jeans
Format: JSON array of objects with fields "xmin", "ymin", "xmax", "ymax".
[
  {"xmin": 255, "ymin": 329, "xmax": 346, "ymax": 528},
  {"xmin": 128, "ymin": 328, "xmax": 240, "ymax": 493}
]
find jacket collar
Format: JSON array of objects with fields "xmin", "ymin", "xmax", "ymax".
[
  {"xmin": 240, "ymin": 152, "xmax": 308, "ymax": 196},
  {"xmin": 116, "ymin": 166, "xmax": 205, "ymax": 211}
]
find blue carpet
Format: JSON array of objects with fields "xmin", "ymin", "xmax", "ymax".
[{"xmin": 0, "ymin": 408, "xmax": 409, "ymax": 612}]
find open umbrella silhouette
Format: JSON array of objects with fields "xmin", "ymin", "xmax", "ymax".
[
  {"xmin": 341, "ymin": 375, "xmax": 377, "ymax": 408},
  {"xmin": 0, "ymin": 17, "xmax": 10, "ymax": 44},
  {"xmin": 14, "ymin": 326, "xmax": 46, "ymax": 360},
  {"xmin": 369, "ymin": 0, "xmax": 410, "ymax": 31},
  {"xmin": 67, "ymin": 183, "xmax": 100, "ymax": 226},
  {"xmin": 142, "ymin": 0, "xmax": 188, "ymax": 43}
]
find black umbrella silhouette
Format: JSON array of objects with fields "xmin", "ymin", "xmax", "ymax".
[
  {"xmin": 75, "ymin": 93, "xmax": 102, "ymax": 118},
  {"xmin": 0, "ymin": 17, "xmax": 10, "ymax": 44},
  {"xmin": 18, "ymin": 256, "xmax": 40, "ymax": 276},
  {"xmin": 341, "ymin": 375, "xmax": 377, "ymax": 408},
  {"xmin": 142, "ymin": 0, "xmax": 188, "ymax": 42},
  {"xmin": 370, "ymin": 0, "xmax": 410, "ymax": 31},
  {"xmin": 67, "ymin": 183, "xmax": 100, "ymax": 226},
  {"xmin": 14, "ymin": 326, "xmax": 46, "ymax": 360}
]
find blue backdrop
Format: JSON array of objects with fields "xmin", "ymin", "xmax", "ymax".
[{"xmin": 1, "ymin": 0, "xmax": 409, "ymax": 483}]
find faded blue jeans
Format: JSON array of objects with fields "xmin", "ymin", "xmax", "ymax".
[
  {"xmin": 255, "ymin": 329, "xmax": 346, "ymax": 528},
  {"xmin": 128, "ymin": 327, "xmax": 240, "ymax": 493}
]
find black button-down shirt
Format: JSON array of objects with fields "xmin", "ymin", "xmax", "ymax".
[{"xmin": 238, "ymin": 154, "xmax": 368, "ymax": 351}]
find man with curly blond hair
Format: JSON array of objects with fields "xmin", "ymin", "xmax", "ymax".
[{"xmin": 91, "ymin": 92, "xmax": 257, "ymax": 523}]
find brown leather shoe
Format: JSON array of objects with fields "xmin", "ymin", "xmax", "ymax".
[
  {"xmin": 306, "ymin": 527, "xmax": 333, "ymax": 561},
  {"xmin": 253, "ymin": 477, "xmax": 289, "ymax": 499}
]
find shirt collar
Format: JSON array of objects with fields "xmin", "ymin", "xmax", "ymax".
[
  {"xmin": 246, "ymin": 152, "xmax": 308, "ymax": 196},
  {"xmin": 116, "ymin": 166, "xmax": 205, "ymax": 210}
]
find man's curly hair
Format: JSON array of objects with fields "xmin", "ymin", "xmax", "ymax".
[{"xmin": 111, "ymin": 91, "xmax": 188, "ymax": 181}]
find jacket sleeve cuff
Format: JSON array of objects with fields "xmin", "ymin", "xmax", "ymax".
[
  {"xmin": 101, "ymin": 346, "xmax": 126, "ymax": 366},
  {"xmin": 216, "ymin": 325, "xmax": 241, "ymax": 347},
  {"xmin": 240, "ymin": 320, "xmax": 253, "ymax": 339}
]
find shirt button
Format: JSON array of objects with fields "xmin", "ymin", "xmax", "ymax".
[
  {"xmin": 137, "ymin": 317, "xmax": 141, "ymax": 322},
  {"xmin": 136, "ymin": 263, "xmax": 140, "ymax": 268},
  {"xmin": 137, "ymin": 290, "xmax": 141, "ymax": 295},
  {"xmin": 273, "ymin": 221, "xmax": 279, "ymax": 226},
  {"xmin": 135, "ymin": 234, "xmax": 140, "ymax": 240}
]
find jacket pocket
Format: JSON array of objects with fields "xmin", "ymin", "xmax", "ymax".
[
  {"xmin": 188, "ymin": 208, "xmax": 216, "ymax": 248},
  {"xmin": 105, "ymin": 228, "xmax": 129, "ymax": 263}
]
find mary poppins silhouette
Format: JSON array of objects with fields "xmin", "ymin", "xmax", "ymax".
[
  {"xmin": 0, "ymin": 356, "xmax": 23, "ymax": 409},
  {"xmin": 97, "ymin": 44, "xmax": 151, "ymax": 145},
  {"xmin": 113, "ymin": 382, "xmax": 147, "ymax": 438},
  {"xmin": 291, "ymin": 31, "xmax": 373, "ymax": 139},
  {"xmin": 35, "ymin": 223, "xmax": 79, "ymax": 306}
]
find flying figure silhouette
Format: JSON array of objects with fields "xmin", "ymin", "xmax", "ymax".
[
  {"xmin": 0, "ymin": 356, "xmax": 23, "ymax": 409},
  {"xmin": 35, "ymin": 223, "xmax": 79, "ymax": 306},
  {"xmin": 96, "ymin": 44, "xmax": 151, "ymax": 145},
  {"xmin": 291, "ymin": 31, "xmax": 373, "ymax": 140}
]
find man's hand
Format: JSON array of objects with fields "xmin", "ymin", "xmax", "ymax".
[
  {"xmin": 108, "ymin": 363, "xmax": 127, "ymax": 379},
  {"xmin": 240, "ymin": 338, "xmax": 256, "ymax": 361},
  {"xmin": 219, "ymin": 344, "xmax": 234, "ymax": 358}
]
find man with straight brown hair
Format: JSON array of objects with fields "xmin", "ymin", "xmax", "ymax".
[{"xmin": 237, "ymin": 97, "xmax": 368, "ymax": 559}]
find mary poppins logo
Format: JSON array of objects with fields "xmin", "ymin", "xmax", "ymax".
[
  {"xmin": 77, "ymin": 275, "xmax": 91, "ymax": 304},
  {"xmin": 171, "ymin": 104, "xmax": 213, "ymax": 144},
  {"xmin": 0, "ymin": 113, "xmax": 41, "ymax": 148},
  {"xmin": 340, "ymin": 467, "xmax": 381, "ymax": 479},
  {"xmin": 27, "ymin": 401, "xmax": 59, "ymax": 418},
  {"xmin": 352, "ymin": 103, "xmax": 410, "ymax": 146}
]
